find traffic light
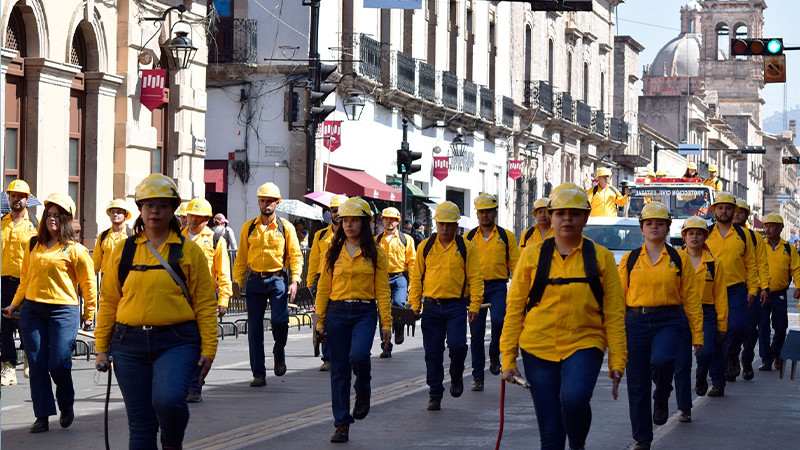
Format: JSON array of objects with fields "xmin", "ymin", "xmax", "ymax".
[
  {"xmin": 731, "ymin": 38, "xmax": 783, "ymax": 56},
  {"xmin": 397, "ymin": 145, "xmax": 422, "ymax": 175},
  {"xmin": 782, "ymin": 156, "xmax": 800, "ymax": 164},
  {"xmin": 305, "ymin": 63, "xmax": 337, "ymax": 123},
  {"xmin": 739, "ymin": 146, "xmax": 766, "ymax": 154}
]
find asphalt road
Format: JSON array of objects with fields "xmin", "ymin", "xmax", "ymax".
[{"xmin": 2, "ymin": 309, "xmax": 799, "ymax": 449}]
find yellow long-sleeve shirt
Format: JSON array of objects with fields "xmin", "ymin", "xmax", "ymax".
[
  {"xmin": 467, "ymin": 226, "xmax": 520, "ymax": 280},
  {"xmin": 306, "ymin": 225, "xmax": 335, "ymax": 288},
  {"xmin": 702, "ymin": 177, "xmax": 723, "ymax": 193},
  {"xmin": 748, "ymin": 229, "xmax": 770, "ymax": 290},
  {"xmin": 233, "ymin": 216, "xmax": 304, "ymax": 285},
  {"xmin": 315, "ymin": 246, "xmax": 392, "ymax": 330},
  {"xmin": 519, "ymin": 225, "xmax": 554, "ymax": 250},
  {"xmin": 681, "ymin": 249, "xmax": 728, "ymax": 332},
  {"xmin": 95, "ymin": 232, "xmax": 218, "ymax": 359},
  {"xmin": 707, "ymin": 224, "xmax": 758, "ymax": 295},
  {"xmin": 765, "ymin": 238, "xmax": 800, "ymax": 292},
  {"xmin": 588, "ymin": 185, "xmax": 627, "ymax": 217},
  {"xmin": 1, "ymin": 210, "xmax": 38, "ymax": 278},
  {"xmin": 376, "ymin": 229, "xmax": 416, "ymax": 276},
  {"xmin": 408, "ymin": 236, "xmax": 484, "ymax": 313},
  {"xmin": 500, "ymin": 239, "xmax": 627, "ymax": 375},
  {"xmin": 93, "ymin": 227, "xmax": 131, "ymax": 275},
  {"xmin": 619, "ymin": 245, "xmax": 703, "ymax": 345},
  {"xmin": 183, "ymin": 226, "xmax": 232, "ymax": 307},
  {"xmin": 12, "ymin": 240, "xmax": 97, "ymax": 322}
]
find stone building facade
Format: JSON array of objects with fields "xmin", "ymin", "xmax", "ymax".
[{"xmin": 762, "ymin": 122, "xmax": 800, "ymax": 238}]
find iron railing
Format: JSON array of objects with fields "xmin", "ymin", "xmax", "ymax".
[
  {"xmin": 501, "ymin": 96, "xmax": 514, "ymax": 128},
  {"xmin": 609, "ymin": 118, "xmax": 629, "ymax": 142},
  {"xmin": 395, "ymin": 52, "xmax": 416, "ymax": 94},
  {"xmin": 480, "ymin": 86, "xmax": 494, "ymax": 120},
  {"xmin": 358, "ymin": 34, "xmax": 381, "ymax": 81},
  {"xmin": 523, "ymin": 80, "xmax": 554, "ymax": 112},
  {"xmin": 593, "ymin": 110, "xmax": 605, "ymax": 135},
  {"xmin": 576, "ymin": 100, "xmax": 592, "ymax": 129},
  {"xmin": 208, "ymin": 18, "xmax": 258, "ymax": 64},
  {"xmin": 442, "ymin": 72, "xmax": 459, "ymax": 109},
  {"xmin": 556, "ymin": 92, "xmax": 573, "ymax": 122},
  {"xmin": 463, "ymin": 81, "xmax": 478, "ymax": 115},
  {"xmin": 418, "ymin": 62, "xmax": 436, "ymax": 102}
]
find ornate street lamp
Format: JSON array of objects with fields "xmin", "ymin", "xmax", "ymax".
[
  {"xmin": 450, "ymin": 133, "xmax": 468, "ymax": 156},
  {"xmin": 168, "ymin": 31, "xmax": 197, "ymax": 70},
  {"xmin": 342, "ymin": 89, "xmax": 365, "ymax": 121}
]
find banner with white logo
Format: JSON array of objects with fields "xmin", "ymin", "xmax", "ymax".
[
  {"xmin": 433, "ymin": 157, "xmax": 449, "ymax": 181},
  {"xmin": 140, "ymin": 69, "xmax": 167, "ymax": 111}
]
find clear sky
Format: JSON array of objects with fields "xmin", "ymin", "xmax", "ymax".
[{"xmin": 614, "ymin": 0, "xmax": 798, "ymax": 125}]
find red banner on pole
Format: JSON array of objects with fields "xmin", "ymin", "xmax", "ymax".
[
  {"xmin": 322, "ymin": 120, "xmax": 342, "ymax": 152},
  {"xmin": 433, "ymin": 156, "xmax": 449, "ymax": 181},
  {"xmin": 140, "ymin": 69, "xmax": 167, "ymax": 111},
  {"xmin": 508, "ymin": 160, "xmax": 523, "ymax": 180}
]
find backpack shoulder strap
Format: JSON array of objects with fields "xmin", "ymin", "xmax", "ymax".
[
  {"xmin": 496, "ymin": 226, "xmax": 510, "ymax": 262},
  {"xmin": 454, "ymin": 234, "xmax": 468, "ymax": 299},
  {"xmin": 320, "ymin": 227, "xmax": 328, "ymax": 240},
  {"xmin": 376, "ymin": 231, "xmax": 384, "ymax": 243},
  {"xmin": 664, "ymin": 244, "xmax": 683, "ymax": 276},
  {"xmin": 708, "ymin": 223, "xmax": 715, "ymax": 234},
  {"xmin": 732, "ymin": 224, "xmax": 748, "ymax": 250},
  {"xmin": 785, "ymin": 243, "xmax": 792, "ymax": 256},
  {"xmin": 592, "ymin": 185, "xmax": 599, "ymax": 196},
  {"xmin": 581, "ymin": 238, "xmax": 604, "ymax": 319},
  {"xmin": 707, "ymin": 260, "xmax": 715, "ymax": 281},
  {"xmin": 526, "ymin": 237, "xmax": 555, "ymax": 313},
  {"xmin": 466, "ymin": 227, "xmax": 478, "ymax": 241},
  {"xmin": 522, "ymin": 227, "xmax": 535, "ymax": 247},
  {"xmin": 28, "ymin": 236, "xmax": 38, "ymax": 252},
  {"xmin": 397, "ymin": 230, "xmax": 407, "ymax": 246},
  {"xmin": 419, "ymin": 234, "xmax": 438, "ymax": 288},
  {"xmin": 247, "ymin": 218, "xmax": 259, "ymax": 238},
  {"xmin": 168, "ymin": 235, "xmax": 188, "ymax": 286},
  {"xmin": 125, "ymin": 224, "xmax": 132, "ymax": 237},
  {"xmin": 748, "ymin": 229, "xmax": 757, "ymax": 248},
  {"xmin": 100, "ymin": 228, "xmax": 111, "ymax": 246},
  {"xmin": 626, "ymin": 247, "xmax": 642, "ymax": 287},
  {"xmin": 118, "ymin": 235, "xmax": 138, "ymax": 287}
]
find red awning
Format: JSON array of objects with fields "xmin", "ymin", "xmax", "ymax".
[
  {"xmin": 324, "ymin": 164, "xmax": 401, "ymax": 202},
  {"xmin": 204, "ymin": 160, "xmax": 228, "ymax": 194}
]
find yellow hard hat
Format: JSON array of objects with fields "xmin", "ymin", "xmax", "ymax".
[
  {"xmin": 532, "ymin": 198, "xmax": 549, "ymax": 212},
  {"xmin": 735, "ymin": 199, "xmax": 750, "ymax": 214},
  {"xmin": 646, "ymin": 170, "xmax": 656, "ymax": 178},
  {"xmin": 381, "ymin": 207, "xmax": 401, "ymax": 219},
  {"xmin": 708, "ymin": 165, "xmax": 718, "ymax": 173},
  {"xmin": 106, "ymin": 199, "xmax": 132, "ymax": 220},
  {"xmin": 186, "ymin": 198, "xmax": 213, "ymax": 217},
  {"xmin": 596, "ymin": 167, "xmax": 612, "ymax": 178},
  {"xmin": 681, "ymin": 216, "xmax": 709, "ymax": 233},
  {"xmin": 256, "ymin": 182, "xmax": 281, "ymax": 200},
  {"xmin": 474, "ymin": 193, "xmax": 498, "ymax": 211},
  {"xmin": 547, "ymin": 184, "xmax": 591, "ymax": 211},
  {"xmin": 6, "ymin": 179, "xmax": 31, "ymax": 196},
  {"xmin": 338, "ymin": 197, "xmax": 373, "ymax": 218},
  {"xmin": 763, "ymin": 213, "xmax": 784, "ymax": 225},
  {"xmin": 135, "ymin": 174, "xmax": 180, "ymax": 203},
  {"xmin": 330, "ymin": 195, "xmax": 348, "ymax": 208},
  {"xmin": 656, "ymin": 170, "xmax": 667, "ymax": 177},
  {"xmin": 687, "ymin": 162, "xmax": 697, "ymax": 170},
  {"xmin": 711, "ymin": 191, "xmax": 736, "ymax": 210},
  {"xmin": 434, "ymin": 201, "xmax": 460, "ymax": 223},
  {"xmin": 177, "ymin": 201, "xmax": 189, "ymax": 216},
  {"xmin": 44, "ymin": 193, "xmax": 76, "ymax": 219},
  {"xmin": 639, "ymin": 201, "xmax": 671, "ymax": 223}
]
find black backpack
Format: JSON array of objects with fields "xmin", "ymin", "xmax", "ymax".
[
  {"xmin": 592, "ymin": 185, "xmax": 621, "ymax": 197},
  {"xmin": 466, "ymin": 226, "xmax": 510, "ymax": 263},
  {"xmin": 708, "ymin": 223, "xmax": 749, "ymax": 253},
  {"xmin": 521, "ymin": 227, "xmax": 536, "ymax": 249},
  {"xmin": 247, "ymin": 217, "xmax": 289, "ymax": 276},
  {"xmin": 117, "ymin": 234, "xmax": 188, "ymax": 302},
  {"xmin": 625, "ymin": 244, "xmax": 683, "ymax": 287},
  {"xmin": 526, "ymin": 237, "xmax": 604, "ymax": 320},
  {"xmin": 421, "ymin": 233, "xmax": 468, "ymax": 299},
  {"xmin": 376, "ymin": 230, "xmax": 407, "ymax": 247},
  {"xmin": 99, "ymin": 225, "xmax": 133, "ymax": 247}
]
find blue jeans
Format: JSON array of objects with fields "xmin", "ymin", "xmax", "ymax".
[
  {"xmin": 421, "ymin": 300, "xmax": 468, "ymax": 399},
  {"xmin": 111, "ymin": 321, "xmax": 201, "ymax": 449},
  {"xmin": 742, "ymin": 290, "xmax": 763, "ymax": 366},
  {"xmin": 725, "ymin": 284, "xmax": 748, "ymax": 361},
  {"xmin": 672, "ymin": 312, "xmax": 692, "ymax": 411},
  {"xmin": 695, "ymin": 304, "xmax": 726, "ymax": 388},
  {"xmin": 625, "ymin": 310, "xmax": 683, "ymax": 443},
  {"xmin": 389, "ymin": 274, "xmax": 408, "ymax": 307},
  {"xmin": 246, "ymin": 274, "xmax": 289, "ymax": 378},
  {"xmin": 1, "ymin": 277, "xmax": 22, "ymax": 365},
  {"xmin": 521, "ymin": 348, "xmax": 603, "ymax": 450},
  {"xmin": 324, "ymin": 301, "xmax": 377, "ymax": 427},
  {"xmin": 19, "ymin": 301, "xmax": 79, "ymax": 418},
  {"xmin": 470, "ymin": 282, "xmax": 506, "ymax": 381},
  {"xmin": 759, "ymin": 291, "xmax": 789, "ymax": 365}
]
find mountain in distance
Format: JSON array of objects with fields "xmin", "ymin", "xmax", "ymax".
[{"xmin": 763, "ymin": 106, "xmax": 800, "ymax": 144}]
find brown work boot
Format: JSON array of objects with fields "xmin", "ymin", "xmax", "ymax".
[{"xmin": 330, "ymin": 425, "xmax": 349, "ymax": 443}]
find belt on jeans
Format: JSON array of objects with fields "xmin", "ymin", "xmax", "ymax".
[
  {"xmin": 116, "ymin": 321, "xmax": 195, "ymax": 332},
  {"xmin": 1, "ymin": 276, "xmax": 20, "ymax": 282},
  {"xmin": 771, "ymin": 289, "xmax": 788, "ymax": 297},
  {"xmin": 389, "ymin": 272, "xmax": 407, "ymax": 277},
  {"xmin": 250, "ymin": 270, "xmax": 284, "ymax": 278},
  {"xmin": 337, "ymin": 299, "xmax": 376, "ymax": 304},
  {"xmin": 729, "ymin": 282, "xmax": 746, "ymax": 289},
  {"xmin": 423, "ymin": 297, "xmax": 463, "ymax": 305},
  {"xmin": 484, "ymin": 279, "xmax": 507, "ymax": 286},
  {"xmin": 626, "ymin": 305, "xmax": 681, "ymax": 314}
]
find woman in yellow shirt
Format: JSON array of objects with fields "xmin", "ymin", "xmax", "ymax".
[
  {"xmin": 93, "ymin": 174, "xmax": 217, "ymax": 449},
  {"xmin": 501, "ymin": 183, "xmax": 626, "ymax": 450},
  {"xmin": 4, "ymin": 193, "xmax": 96, "ymax": 433},
  {"xmin": 315, "ymin": 197, "xmax": 392, "ymax": 444},
  {"xmin": 618, "ymin": 202, "xmax": 703, "ymax": 450}
]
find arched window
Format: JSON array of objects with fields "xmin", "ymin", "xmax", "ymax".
[
  {"xmin": 69, "ymin": 27, "xmax": 87, "ymax": 235},
  {"xmin": 3, "ymin": 7, "xmax": 27, "ymax": 187},
  {"xmin": 733, "ymin": 23, "xmax": 748, "ymax": 60},
  {"xmin": 716, "ymin": 23, "xmax": 729, "ymax": 60}
]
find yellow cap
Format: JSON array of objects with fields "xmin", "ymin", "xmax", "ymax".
[
  {"xmin": 44, "ymin": 193, "xmax": 76, "ymax": 219},
  {"xmin": 381, "ymin": 207, "xmax": 401, "ymax": 219},
  {"xmin": 474, "ymin": 193, "xmax": 498, "ymax": 210},
  {"xmin": 596, "ymin": 167, "xmax": 612, "ymax": 178},
  {"xmin": 6, "ymin": 179, "xmax": 31, "ymax": 196},
  {"xmin": 330, "ymin": 195, "xmax": 349, "ymax": 208},
  {"xmin": 338, "ymin": 197, "xmax": 372, "ymax": 218},
  {"xmin": 532, "ymin": 198, "xmax": 549, "ymax": 212},
  {"xmin": 186, "ymin": 198, "xmax": 213, "ymax": 217},
  {"xmin": 434, "ymin": 201, "xmax": 460, "ymax": 223},
  {"xmin": 256, "ymin": 182, "xmax": 281, "ymax": 200},
  {"xmin": 735, "ymin": 199, "xmax": 750, "ymax": 214},
  {"xmin": 656, "ymin": 170, "xmax": 667, "ymax": 177},
  {"xmin": 639, "ymin": 201, "xmax": 671, "ymax": 223},
  {"xmin": 106, "ymin": 199, "xmax": 132, "ymax": 220},
  {"xmin": 708, "ymin": 164, "xmax": 718, "ymax": 173},
  {"xmin": 135, "ymin": 174, "xmax": 180, "ymax": 203},
  {"xmin": 687, "ymin": 162, "xmax": 697, "ymax": 170},
  {"xmin": 646, "ymin": 170, "xmax": 656, "ymax": 178},
  {"xmin": 177, "ymin": 201, "xmax": 189, "ymax": 216},
  {"xmin": 682, "ymin": 216, "xmax": 709, "ymax": 233},
  {"xmin": 763, "ymin": 213, "xmax": 784, "ymax": 225},
  {"xmin": 547, "ymin": 184, "xmax": 591, "ymax": 211},
  {"xmin": 711, "ymin": 191, "xmax": 736, "ymax": 210}
]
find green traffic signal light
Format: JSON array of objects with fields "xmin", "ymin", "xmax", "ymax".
[{"xmin": 767, "ymin": 39, "xmax": 783, "ymax": 54}]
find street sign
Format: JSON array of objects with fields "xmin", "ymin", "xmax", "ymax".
[
  {"xmin": 677, "ymin": 143, "xmax": 702, "ymax": 155},
  {"xmin": 764, "ymin": 55, "xmax": 786, "ymax": 83},
  {"xmin": 776, "ymin": 195, "xmax": 791, "ymax": 202}
]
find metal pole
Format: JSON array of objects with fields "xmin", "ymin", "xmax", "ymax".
[
  {"xmin": 401, "ymin": 118, "xmax": 409, "ymax": 221},
  {"xmin": 653, "ymin": 143, "xmax": 659, "ymax": 172},
  {"xmin": 306, "ymin": 0, "xmax": 321, "ymax": 194}
]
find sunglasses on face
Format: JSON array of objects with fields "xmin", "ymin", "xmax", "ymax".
[{"xmin": 142, "ymin": 201, "xmax": 171, "ymax": 210}]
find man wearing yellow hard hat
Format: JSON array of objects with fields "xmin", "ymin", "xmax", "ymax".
[
  {"xmin": 306, "ymin": 194, "xmax": 348, "ymax": 371},
  {"xmin": 93, "ymin": 199, "xmax": 133, "ymax": 276},
  {"xmin": 177, "ymin": 201, "xmax": 189, "ymax": 229},
  {"xmin": 519, "ymin": 198, "xmax": 554, "ymax": 249},
  {"xmin": 588, "ymin": 167, "xmax": 627, "ymax": 217},
  {"xmin": 702, "ymin": 165, "xmax": 723, "ymax": 193},
  {"xmin": 408, "ymin": 201, "xmax": 483, "ymax": 411},
  {"xmin": 759, "ymin": 213, "xmax": 800, "ymax": 372},
  {"xmin": 465, "ymin": 193, "xmax": 520, "ymax": 391},
  {"xmin": 183, "ymin": 197, "xmax": 233, "ymax": 402},
  {"xmin": 375, "ymin": 206, "xmax": 416, "ymax": 358},
  {"xmin": 232, "ymin": 182, "xmax": 304, "ymax": 386},
  {"xmin": 1, "ymin": 179, "xmax": 38, "ymax": 386},
  {"xmin": 706, "ymin": 192, "xmax": 758, "ymax": 385}
]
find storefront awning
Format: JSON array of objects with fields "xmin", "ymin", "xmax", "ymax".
[
  {"xmin": 204, "ymin": 160, "xmax": 228, "ymax": 194},
  {"xmin": 324, "ymin": 164, "xmax": 401, "ymax": 202}
]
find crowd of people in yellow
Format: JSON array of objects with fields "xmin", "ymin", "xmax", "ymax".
[{"xmin": 1, "ymin": 164, "xmax": 798, "ymax": 448}]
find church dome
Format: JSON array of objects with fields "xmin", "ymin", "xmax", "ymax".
[{"xmin": 649, "ymin": 33, "xmax": 702, "ymax": 78}]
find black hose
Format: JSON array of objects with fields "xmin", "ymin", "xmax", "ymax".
[{"xmin": 97, "ymin": 360, "xmax": 112, "ymax": 450}]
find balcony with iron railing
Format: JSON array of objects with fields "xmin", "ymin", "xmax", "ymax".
[
  {"xmin": 418, "ymin": 62, "xmax": 436, "ymax": 102},
  {"xmin": 441, "ymin": 71, "xmax": 459, "ymax": 110},
  {"xmin": 480, "ymin": 87, "xmax": 494, "ymax": 120},
  {"xmin": 463, "ymin": 81, "xmax": 478, "ymax": 115},
  {"xmin": 357, "ymin": 34, "xmax": 381, "ymax": 81},
  {"xmin": 593, "ymin": 110, "xmax": 605, "ymax": 135},
  {"xmin": 523, "ymin": 80, "xmax": 553, "ymax": 112},
  {"xmin": 208, "ymin": 18, "xmax": 257, "ymax": 64},
  {"xmin": 607, "ymin": 118, "xmax": 629, "ymax": 142},
  {"xmin": 501, "ymin": 96, "xmax": 514, "ymax": 128},
  {"xmin": 576, "ymin": 100, "xmax": 592, "ymax": 129},
  {"xmin": 556, "ymin": 92, "xmax": 574, "ymax": 122},
  {"xmin": 394, "ymin": 51, "xmax": 416, "ymax": 95}
]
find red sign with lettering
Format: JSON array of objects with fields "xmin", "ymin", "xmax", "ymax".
[
  {"xmin": 433, "ymin": 157, "xmax": 449, "ymax": 181},
  {"xmin": 508, "ymin": 160, "xmax": 523, "ymax": 180},
  {"xmin": 140, "ymin": 69, "xmax": 167, "ymax": 111},
  {"xmin": 322, "ymin": 121, "xmax": 342, "ymax": 152}
]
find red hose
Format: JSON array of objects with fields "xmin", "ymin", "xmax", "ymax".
[{"xmin": 495, "ymin": 378, "xmax": 506, "ymax": 450}]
